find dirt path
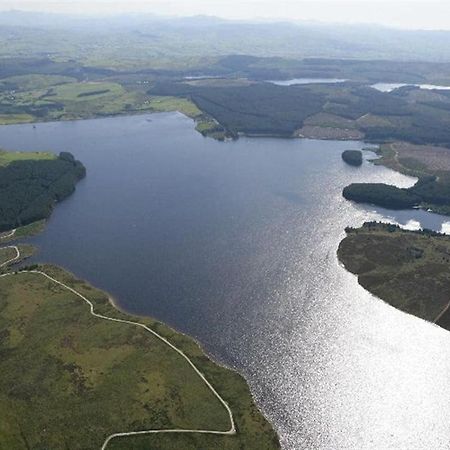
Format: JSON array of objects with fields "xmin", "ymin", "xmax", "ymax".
[{"xmin": 0, "ymin": 242, "xmax": 236, "ymax": 449}]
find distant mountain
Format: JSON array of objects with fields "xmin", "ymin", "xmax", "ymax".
[{"xmin": 2, "ymin": 11, "xmax": 450, "ymax": 63}]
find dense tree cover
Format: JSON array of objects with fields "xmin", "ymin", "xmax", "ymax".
[
  {"xmin": 325, "ymin": 87, "xmax": 410, "ymax": 119},
  {"xmin": 343, "ymin": 183, "xmax": 420, "ymax": 209},
  {"xmin": 343, "ymin": 176, "xmax": 450, "ymax": 210},
  {"xmin": 410, "ymin": 176, "xmax": 450, "ymax": 206},
  {"xmin": 77, "ymin": 89, "xmax": 110, "ymax": 97},
  {"xmin": 0, "ymin": 57, "xmax": 114, "ymax": 81},
  {"xmin": 0, "ymin": 152, "xmax": 85, "ymax": 231},
  {"xmin": 0, "ymin": 101, "xmax": 64, "ymax": 118},
  {"xmin": 342, "ymin": 150, "xmax": 363, "ymax": 166},
  {"xmin": 150, "ymin": 81, "xmax": 450, "ymax": 144},
  {"xmin": 149, "ymin": 82, "xmax": 326, "ymax": 136},
  {"xmin": 214, "ymin": 56, "xmax": 450, "ymax": 84}
]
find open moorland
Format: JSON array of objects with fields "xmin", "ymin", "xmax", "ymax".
[
  {"xmin": 338, "ymin": 222, "xmax": 450, "ymax": 330},
  {"xmin": 0, "ymin": 264, "xmax": 279, "ymax": 450}
]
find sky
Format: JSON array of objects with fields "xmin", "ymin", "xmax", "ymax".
[{"xmin": 2, "ymin": 0, "xmax": 450, "ymax": 30}]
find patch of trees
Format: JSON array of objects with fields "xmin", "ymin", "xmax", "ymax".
[
  {"xmin": 363, "ymin": 124, "xmax": 450, "ymax": 146},
  {"xmin": 410, "ymin": 176, "xmax": 450, "ymax": 206},
  {"xmin": 343, "ymin": 183, "xmax": 420, "ymax": 209},
  {"xmin": 325, "ymin": 87, "xmax": 410, "ymax": 119},
  {"xmin": 77, "ymin": 89, "xmax": 110, "ymax": 97},
  {"xmin": 150, "ymin": 78, "xmax": 450, "ymax": 146},
  {"xmin": 343, "ymin": 176, "xmax": 450, "ymax": 210},
  {"xmin": 0, "ymin": 57, "xmax": 116, "ymax": 81},
  {"xmin": 342, "ymin": 150, "xmax": 363, "ymax": 166},
  {"xmin": 149, "ymin": 82, "xmax": 326, "ymax": 136},
  {"xmin": 0, "ymin": 153, "xmax": 86, "ymax": 231},
  {"xmin": 0, "ymin": 102, "xmax": 64, "ymax": 117}
]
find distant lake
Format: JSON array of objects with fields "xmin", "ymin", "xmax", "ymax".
[
  {"xmin": 371, "ymin": 82, "xmax": 450, "ymax": 92},
  {"xmin": 267, "ymin": 78, "xmax": 348, "ymax": 86},
  {"xmin": 1, "ymin": 113, "xmax": 450, "ymax": 450}
]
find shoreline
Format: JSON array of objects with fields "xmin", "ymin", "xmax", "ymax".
[{"xmin": 0, "ymin": 226, "xmax": 281, "ymax": 449}]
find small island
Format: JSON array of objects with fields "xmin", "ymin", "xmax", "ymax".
[
  {"xmin": 341, "ymin": 150, "xmax": 363, "ymax": 166},
  {"xmin": 338, "ymin": 222, "xmax": 450, "ymax": 330}
]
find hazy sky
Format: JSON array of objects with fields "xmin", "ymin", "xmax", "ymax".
[{"xmin": 3, "ymin": 1, "xmax": 450, "ymax": 30}]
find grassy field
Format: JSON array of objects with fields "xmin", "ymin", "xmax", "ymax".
[
  {"xmin": 146, "ymin": 95, "xmax": 202, "ymax": 118},
  {"xmin": 338, "ymin": 222, "xmax": 450, "ymax": 329},
  {"xmin": 0, "ymin": 247, "xmax": 17, "ymax": 266},
  {"xmin": 0, "ymin": 265, "xmax": 279, "ymax": 450},
  {"xmin": 0, "ymin": 244, "xmax": 34, "ymax": 268},
  {"xmin": 0, "ymin": 73, "xmax": 214, "ymax": 132},
  {"xmin": 0, "ymin": 74, "xmax": 76, "ymax": 91},
  {"xmin": 0, "ymin": 149, "xmax": 55, "ymax": 166}
]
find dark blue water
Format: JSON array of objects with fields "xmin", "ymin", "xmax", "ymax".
[{"xmin": 1, "ymin": 113, "xmax": 450, "ymax": 450}]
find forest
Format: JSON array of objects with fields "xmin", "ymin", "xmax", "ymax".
[
  {"xmin": 343, "ymin": 176, "xmax": 450, "ymax": 213},
  {"xmin": 0, "ymin": 152, "xmax": 85, "ymax": 231},
  {"xmin": 149, "ymin": 82, "xmax": 326, "ymax": 136},
  {"xmin": 149, "ymin": 81, "xmax": 450, "ymax": 145}
]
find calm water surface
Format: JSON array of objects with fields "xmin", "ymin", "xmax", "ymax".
[
  {"xmin": 1, "ymin": 113, "xmax": 450, "ymax": 450},
  {"xmin": 268, "ymin": 78, "xmax": 348, "ymax": 86},
  {"xmin": 371, "ymin": 82, "xmax": 450, "ymax": 92}
]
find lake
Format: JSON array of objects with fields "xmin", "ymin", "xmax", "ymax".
[
  {"xmin": 1, "ymin": 113, "xmax": 450, "ymax": 450},
  {"xmin": 371, "ymin": 82, "xmax": 450, "ymax": 92},
  {"xmin": 267, "ymin": 78, "xmax": 348, "ymax": 86}
]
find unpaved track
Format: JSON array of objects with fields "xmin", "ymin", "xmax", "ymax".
[
  {"xmin": 0, "ymin": 245, "xmax": 20, "ymax": 267},
  {"xmin": 0, "ymin": 241, "xmax": 236, "ymax": 449}
]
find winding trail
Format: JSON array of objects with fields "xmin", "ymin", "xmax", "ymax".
[
  {"xmin": 0, "ymin": 245, "xmax": 20, "ymax": 268},
  {"xmin": 0, "ymin": 228, "xmax": 16, "ymax": 240},
  {"xmin": 0, "ymin": 242, "xmax": 236, "ymax": 449}
]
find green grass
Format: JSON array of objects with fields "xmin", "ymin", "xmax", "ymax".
[
  {"xmin": 338, "ymin": 222, "xmax": 450, "ymax": 327},
  {"xmin": 147, "ymin": 96, "xmax": 202, "ymax": 118},
  {"xmin": 0, "ymin": 74, "xmax": 76, "ymax": 91},
  {"xmin": 0, "ymin": 79, "xmax": 205, "ymax": 125},
  {"xmin": 13, "ymin": 220, "xmax": 47, "ymax": 239},
  {"xmin": 0, "ymin": 265, "xmax": 279, "ymax": 450},
  {"xmin": 0, "ymin": 150, "xmax": 55, "ymax": 166},
  {"xmin": 0, "ymin": 247, "xmax": 16, "ymax": 266},
  {"xmin": 0, "ymin": 220, "xmax": 47, "ymax": 243},
  {"xmin": 49, "ymin": 82, "xmax": 124, "ymax": 102},
  {"xmin": 0, "ymin": 244, "xmax": 34, "ymax": 269},
  {"xmin": 0, "ymin": 114, "xmax": 34, "ymax": 125}
]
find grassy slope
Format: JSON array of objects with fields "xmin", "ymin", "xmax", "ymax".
[
  {"xmin": 0, "ymin": 265, "xmax": 279, "ymax": 450},
  {"xmin": 338, "ymin": 223, "xmax": 450, "ymax": 328}
]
